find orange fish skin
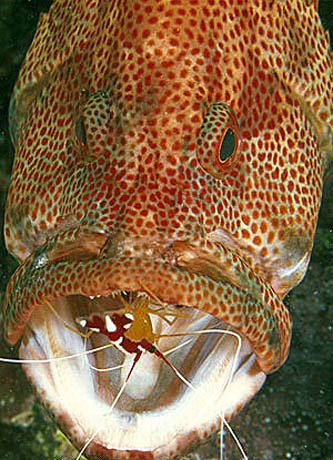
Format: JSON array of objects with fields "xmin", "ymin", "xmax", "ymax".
[{"xmin": 2, "ymin": 0, "xmax": 332, "ymax": 459}]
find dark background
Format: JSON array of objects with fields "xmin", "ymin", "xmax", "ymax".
[{"xmin": 0, "ymin": 1, "xmax": 332, "ymax": 459}]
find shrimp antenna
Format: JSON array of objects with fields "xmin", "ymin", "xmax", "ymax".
[
  {"xmin": 44, "ymin": 299, "xmax": 93, "ymax": 339},
  {"xmin": 81, "ymin": 336, "xmax": 123, "ymax": 373},
  {"xmin": 75, "ymin": 378, "xmax": 129, "ymax": 460},
  {"xmin": 0, "ymin": 342, "xmax": 116, "ymax": 365},
  {"xmin": 221, "ymin": 419, "xmax": 249, "ymax": 460}
]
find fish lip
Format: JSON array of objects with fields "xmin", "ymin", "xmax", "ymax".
[{"xmin": 3, "ymin": 234, "xmax": 291, "ymax": 373}]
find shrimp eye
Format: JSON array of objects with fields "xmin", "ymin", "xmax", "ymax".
[
  {"xmin": 219, "ymin": 128, "xmax": 236, "ymax": 162},
  {"xmin": 196, "ymin": 102, "xmax": 240, "ymax": 179}
]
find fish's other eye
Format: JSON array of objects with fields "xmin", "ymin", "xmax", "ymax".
[
  {"xmin": 74, "ymin": 90, "xmax": 112, "ymax": 159},
  {"xmin": 196, "ymin": 102, "xmax": 240, "ymax": 179},
  {"xmin": 75, "ymin": 116, "xmax": 87, "ymax": 146}
]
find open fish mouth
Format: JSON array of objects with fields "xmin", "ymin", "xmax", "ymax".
[
  {"xmin": 21, "ymin": 292, "xmax": 264, "ymax": 458},
  {"xmin": 3, "ymin": 235, "xmax": 291, "ymax": 458}
]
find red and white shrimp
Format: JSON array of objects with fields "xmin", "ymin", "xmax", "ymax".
[{"xmin": 75, "ymin": 292, "xmax": 192, "ymax": 383}]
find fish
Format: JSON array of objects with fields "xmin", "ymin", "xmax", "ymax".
[{"xmin": 1, "ymin": 0, "xmax": 332, "ymax": 459}]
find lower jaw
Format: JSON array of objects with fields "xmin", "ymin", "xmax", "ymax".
[{"xmin": 20, "ymin": 292, "xmax": 266, "ymax": 460}]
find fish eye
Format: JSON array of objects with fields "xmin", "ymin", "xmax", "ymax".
[
  {"xmin": 196, "ymin": 102, "xmax": 240, "ymax": 179},
  {"xmin": 75, "ymin": 116, "xmax": 87, "ymax": 146},
  {"xmin": 73, "ymin": 90, "xmax": 112, "ymax": 159},
  {"xmin": 219, "ymin": 128, "xmax": 236, "ymax": 162}
]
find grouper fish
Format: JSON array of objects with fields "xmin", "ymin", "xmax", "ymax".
[{"xmin": 2, "ymin": 0, "xmax": 332, "ymax": 458}]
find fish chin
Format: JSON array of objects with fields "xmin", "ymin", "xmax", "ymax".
[{"xmin": 20, "ymin": 294, "xmax": 266, "ymax": 459}]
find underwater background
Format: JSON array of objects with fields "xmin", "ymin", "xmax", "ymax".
[{"xmin": 0, "ymin": 1, "xmax": 332, "ymax": 459}]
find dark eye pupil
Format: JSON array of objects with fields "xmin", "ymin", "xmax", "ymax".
[
  {"xmin": 75, "ymin": 116, "xmax": 87, "ymax": 145},
  {"xmin": 219, "ymin": 128, "xmax": 235, "ymax": 161}
]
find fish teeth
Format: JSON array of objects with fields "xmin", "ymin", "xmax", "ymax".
[
  {"xmin": 88, "ymin": 292, "xmax": 118, "ymax": 299},
  {"xmin": 105, "ymin": 314, "xmax": 117, "ymax": 332}
]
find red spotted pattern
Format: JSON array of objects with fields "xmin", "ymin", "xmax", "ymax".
[
  {"xmin": 4, "ymin": 0, "xmax": 332, "ymax": 374},
  {"xmin": 2, "ymin": 0, "xmax": 332, "ymax": 457}
]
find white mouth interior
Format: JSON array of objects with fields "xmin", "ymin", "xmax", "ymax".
[{"xmin": 20, "ymin": 294, "xmax": 266, "ymax": 454}]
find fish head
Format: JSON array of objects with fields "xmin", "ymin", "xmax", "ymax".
[{"xmin": 3, "ymin": 0, "xmax": 332, "ymax": 458}]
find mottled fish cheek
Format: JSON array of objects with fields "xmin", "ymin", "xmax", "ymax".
[{"xmin": 196, "ymin": 103, "xmax": 241, "ymax": 179}]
